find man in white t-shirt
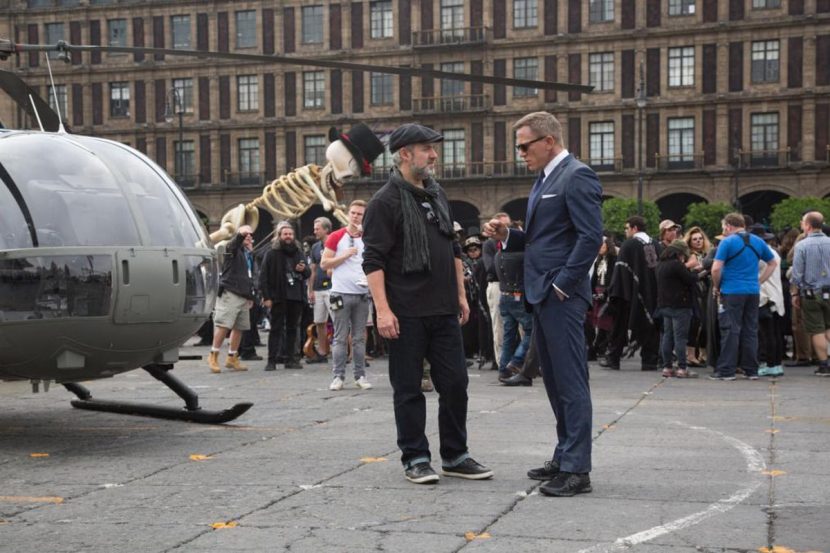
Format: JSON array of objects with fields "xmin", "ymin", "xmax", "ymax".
[{"xmin": 321, "ymin": 200, "xmax": 373, "ymax": 391}]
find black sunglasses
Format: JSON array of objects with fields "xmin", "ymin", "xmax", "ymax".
[{"xmin": 515, "ymin": 135, "xmax": 549, "ymax": 153}]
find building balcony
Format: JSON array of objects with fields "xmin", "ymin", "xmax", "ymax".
[
  {"xmin": 173, "ymin": 173, "xmax": 204, "ymax": 189},
  {"xmin": 585, "ymin": 157, "xmax": 623, "ymax": 173},
  {"xmin": 411, "ymin": 27, "xmax": 490, "ymax": 48},
  {"xmin": 735, "ymin": 149, "xmax": 791, "ymax": 169},
  {"xmin": 654, "ymin": 153, "xmax": 704, "ymax": 171},
  {"xmin": 223, "ymin": 172, "xmax": 266, "ymax": 188},
  {"xmin": 412, "ymin": 95, "xmax": 491, "ymax": 114}
]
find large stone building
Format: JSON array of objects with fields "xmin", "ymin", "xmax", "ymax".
[{"xmin": 2, "ymin": 0, "xmax": 829, "ymax": 234}]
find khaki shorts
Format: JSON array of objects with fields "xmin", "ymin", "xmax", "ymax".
[
  {"xmin": 801, "ymin": 295, "xmax": 830, "ymax": 335},
  {"xmin": 214, "ymin": 290, "xmax": 251, "ymax": 331},
  {"xmin": 313, "ymin": 290, "xmax": 331, "ymax": 324}
]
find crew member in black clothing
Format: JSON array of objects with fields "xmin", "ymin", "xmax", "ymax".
[
  {"xmin": 362, "ymin": 123, "xmax": 493, "ymax": 485},
  {"xmin": 655, "ymin": 239, "xmax": 700, "ymax": 378}
]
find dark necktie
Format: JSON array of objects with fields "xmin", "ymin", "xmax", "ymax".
[{"xmin": 526, "ymin": 171, "xmax": 546, "ymax": 220}]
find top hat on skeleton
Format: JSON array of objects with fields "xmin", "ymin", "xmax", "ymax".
[{"xmin": 328, "ymin": 123, "xmax": 385, "ymax": 176}]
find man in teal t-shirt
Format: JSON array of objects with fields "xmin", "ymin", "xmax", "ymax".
[{"xmin": 711, "ymin": 213, "xmax": 777, "ymax": 380}]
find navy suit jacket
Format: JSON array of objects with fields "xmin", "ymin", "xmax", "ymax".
[{"xmin": 505, "ymin": 154, "xmax": 603, "ymax": 307}]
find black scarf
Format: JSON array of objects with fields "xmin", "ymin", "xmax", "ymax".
[{"xmin": 391, "ymin": 169, "xmax": 454, "ymax": 274}]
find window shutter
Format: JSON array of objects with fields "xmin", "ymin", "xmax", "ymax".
[
  {"xmin": 27, "ymin": 24, "xmax": 38, "ymax": 67},
  {"xmin": 421, "ymin": 0, "xmax": 433, "ymax": 32},
  {"xmin": 728, "ymin": 108, "xmax": 742, "ymax": 165},
  {"xmin": 816, "ymin": 35, "xmax": 830, "ymax": 86},
  {"xmin": 568, "ymin": 0, "xmax": 581, "ymax": 34},
  {"xmin": 788, "ymin": 37, "xmax": 803, "ymax": 89},
  {"xmin": 155, "ymin": 79, "xmax": 166, "ymax": 122},
  {"xmin": 351, "ymin": 2, "xmax": 364, "ymax": 49},
  {"xmin": 133, "ymin": 18, "xmax": 145, "ymax": 62},
  {"xmin": 621, "ymin": 50, "xmax": 635, "ymax": 99},
  {"xmin": 788, "ymin": 103, "xmax": 802, "ymax": 161},
  {"xmin": 568, "ymin": 116, "xmax": 581, "ymax": 158},
  {"xmin": 622, "ymin": 114, "xmax": 635, "ymax": 168},
  {"xmin": 703, "ymin": 0, "xmax": 718, "ymax": 22},
  {"xmin": 220, "ymin": 134, "xmax": 230, "ymax": 182},
  {"xmin": 219, "ymin": 76, "xmax": 230, "ymax": 119},
  {"xmin": 817, "ymin": 0, "xmax": 830, "ymax": 12},
  {"xmin": 332, "ymin": 70, "xmax": 343, "ymax": 113},
  {"xmin": 472, "ymin": 0, "xmax": 483, "ymax": 28},
  {"xmin": 352, "ymin": 70, "xmax": 364, "ymax": 113},
  {"xmin": 70, "ymin": 21, "xmax": 82, "ymax": 65},
  {"xmin": 472, "ymin": 122, "xmax": 484, "ymax": 166},
  {"xmin": 284, "ymin": 72, "xmax": 296, "ymax": 116},
  {"xmin": 200, "ymin": 135, "xmax": 212, "ymax": 184},
  {"xmin": 217, "ymin": 12, "xmax": 228, "ymax": 52},
  {"xmin": 156, "ymin": 137, "xmax": 167, "ymax": 170},
  {"xmin": 494, "ymin": 121, "xmax": 506, "ymax": 162},
  {"xmin": 264, "ymin": 74, "xmax": 275, "ymax": 118},
  {"xmin": 545, "ymin": 55, "xmax": 557, "ymax": 103},
  {"xmin": 136, "ymin": 137, "xmax": 147, "ymax": 154},
  {"xmin": 646, "ymin": 113, "xmax": 659, "ymax": 168},
  {"xmin": 493, "ymin": 59, "xmax": 506, "ymax": 105},
  {"xmin": 646, "ymin": 0, "xmax": 661, "ymax": 27},
  {"xmin": 399, "ymin": 0, "xmax": 411, "ymax": 45},
  {"xmin": 421, "ymin": 62, "xmax": 434, "ymax": 98},
  {"xmin": 263, "ymin": 9, "xmax": 275, "ymax": 54},
  {"xmin": 265, "ymin": 132, "xmax": 276, "ymax": 181},
  {"xmin": 153, "ymin": 16, "xmax": 164, "ymax": 60},
  {"xmin": 729, "ymin": 0, "xmax": 744, "ymax": 21},
  {"xmin": 199, "ymin": 77, "xmax": 211, "ymax": 120},
  {"xmin": 72, "ymin": 83, "xmax": 83, "ymax": 126},
  {"xmin": 545, "ymin": 0, "xmax": 558, "ymax": 34},
  {"xmin": 646, "ymin": 48, "xmax": 660, "ymax": 97},
  {"xmin": 285, "ymin": 131, "xmax": 297, "ymax": 171},
  {"xmin": 703, "ymin": 44, "xmax": 717, "ymax": 94},
  {"xmin": 568, "ymin": 53, "xmax": 582, "ymax": 102},
  {"xmin": 815, "ymin": 104, "xmax": 829, "ymax": 161},
  {"xmin": 134, "ymin": 80, "xmax": 146, "ymax": 124},
  {"xmin": 789, "ymin": 0, "xmax": 804, "ymax": 15},
  {"xmin": 330, "ymin": 4, "xmax": 342, "ymax": 50},
  {"xmin": 471, "ymin": 60, "xmax": 484, "ymax": 96},
  {"xmin": 284, "ymin": 7, "xmax": 295, "ymax": 54},
  {"xmin": 399, "ymin": 69, "xmax": 411, "ymax": 111},
  {"xmin": 90, "ymin": 20, "xmax": 101, "ymax": 65},
  {"xmin": 729, "ymin": 42, "xmax": 743, "ymax": 92},
  {"xmin": 493, "ymin": 0, "xmax": 506, "ymax": 39},
  {"xmin": 703, "ymin": 109, "xmax": 717, "ymax": 165},
  {"xmin": 197, "ymin": 13, "xmax": 209, "ymax": 51},
  {"xmin": 622, "ymin": 0, "xmax": 635, "ymax": 29}
]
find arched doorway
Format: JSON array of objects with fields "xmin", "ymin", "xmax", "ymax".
[
  {"xmin": 448, "ymin": 200, "xmax": 481, "ymax": 236},
  {"xmin": 501, "ymin": 198, "xmax": 529, "ymax": 227},
  {"xmin": 656, "ymin": 193, "xmax": 707, "ymax": 225},
  {"xmin": 739, "ymin": 190, "xmax": 789, "ymax": 227}
]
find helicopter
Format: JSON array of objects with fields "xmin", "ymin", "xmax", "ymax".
[{"xmin": 0, "ymin": 39, "xmax": 591, "ymax": 425}]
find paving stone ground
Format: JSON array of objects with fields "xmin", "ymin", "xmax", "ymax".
[{"xmin": 1, "ymin": 338, "xmax": 828, "ymax": 553}]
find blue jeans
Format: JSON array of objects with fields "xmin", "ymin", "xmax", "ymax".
[
  {"xmin": 499, "ymin": 294, "xmax": 533, "ymax": 372},
  {"xmin": 660, "ymin": 307, "xmax": 693, "ymax": 369},
  {"xmin": 717, "ymin": 294, "xmax": 760, "ymax": 377}
]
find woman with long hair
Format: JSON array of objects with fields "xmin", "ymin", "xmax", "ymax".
[
  {"xmin": 683, "ymin": 226, "xmax": 712, "ymax": 366},
  {"xmin": 586, "ymin": 234, "xmax": 617, "ymax": 361}
]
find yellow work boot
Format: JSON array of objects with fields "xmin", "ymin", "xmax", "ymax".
[
  {"xmin": 225, "ymin": 353, "xmax": 248, "ymax": 372},
  {"xmin": 208, "ymin": 351, "xmax": 221, "ymax": 374}
]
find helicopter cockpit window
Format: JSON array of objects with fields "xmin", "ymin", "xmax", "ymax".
[
  {"xmin": 77, "ymin": 138, "xmax": 205, "ymax": 248},
  {"xmin": 0, "ymin": 178, "xmax": 33, "ymax": 250},
  {"xmin": 0, "ymin": 134, "xmax": 142, "ymax": 247}
]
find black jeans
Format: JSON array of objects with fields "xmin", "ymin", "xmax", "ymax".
[
  {"xmin": 267, "ymin": 300, "xmax": 304, "ymax": 363},
  {"xmin": 388, "ymin": 315, "xmax": 469, "ymax": 468}
]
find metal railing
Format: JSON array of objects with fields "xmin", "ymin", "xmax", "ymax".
[
  {"xmin": 411, "ymin": 27, "xmax": 489, "ymax": 47},
  {"xmin": 735, "ymin": 148, "xmax": 791, "ymax": 169},
  {"xmin": 173, "ymin": 174, "xmax": 204, "ymax": 189},
  {"xmin": 412, "ymin": 95, "xmax": 491, "ymax": 114},
  {"xmin": 654, "ymin": 153, "xmax": 704, "ymax": 171},
  {"xmin": 363, "ymin": 162, "xmax": 535, "ymax": 182},
  {"xmin": 223, "ymin": 172, "xmax": 267, "ymax": 187},
  {"xmin": 585, "ymin": 157, "xmax": 623, "ymax": 173}
]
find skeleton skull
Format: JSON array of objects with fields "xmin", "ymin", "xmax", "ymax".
[{"xmin": 321, "ymin": 140, "xmax": 362, "ymax": 200}]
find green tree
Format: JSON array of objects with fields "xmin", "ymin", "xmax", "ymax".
[
  {"xmin": 770, "ymin": 197, "xmax": 830, "ymax": 232},
  {"xmin": 602, "ymin": 198, "xmax": 661, "ymax": 237},
  {"xmin": 682, "ymin": 202, "xmax": 733, "ymax": 239}
]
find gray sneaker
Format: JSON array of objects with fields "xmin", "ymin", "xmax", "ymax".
[
  {"xmin": 405, "ymin": 462, "xmax": 439, "ymax": 484},
  {"xmin": 442, "ymin": 458, "xmax": 494, "ymax": 480}
]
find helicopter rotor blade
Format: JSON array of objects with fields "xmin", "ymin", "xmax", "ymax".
[
  {"xmin": 0, "ymin": 69, "xmax": 62, "ymax": 132},
  {"xmin": 6, "ymin": 40, "xmax": 594, "ymax": 94}
]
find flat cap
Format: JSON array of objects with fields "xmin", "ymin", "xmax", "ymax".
[{"xmin": 388, "ymin": 124, "xmax": 443, "ymax": 153}]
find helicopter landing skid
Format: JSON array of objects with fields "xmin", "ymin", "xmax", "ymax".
[{"xmin": 63, "ymin": 364, "xmax": 253, "ymax": 424}]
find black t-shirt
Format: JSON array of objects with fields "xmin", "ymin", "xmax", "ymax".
[{"xmin": 362, "ymin": 180, "xmax": 461, "ymax": 317}]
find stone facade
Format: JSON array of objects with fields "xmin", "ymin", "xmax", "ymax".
[{"xmin": 2, "ymin": 0, "xmax": 829, "ymax": 231}]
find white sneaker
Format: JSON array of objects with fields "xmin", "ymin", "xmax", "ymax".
[
  {"xmin": 329, "ymin": 376, "xmax": 344, "ymax": 391},
  {"xmin": 355, "ymin": 376, "xmax": 373, "ymax": 390}
]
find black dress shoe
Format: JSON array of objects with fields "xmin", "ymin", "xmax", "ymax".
[
  {"xmin": 501, "ymin": 373, "xmax": 532, "ymax": 386},
  {"xmin": 539, "ymin": 472, "xmax": 592, "ymax": 497},
  {"xmin": 785, "ymin": 359, "xmax": 813, "ymax": 367},
  {"xmin": 240, "ymin": 353, "xmax": 263, "ymax": 361},
  {"xmin": 598, "ymin": 358, "xmax": 620, "ymax": 370},
  {"xmin": 527, "ymin": 459, "xmax": 560, "ymax": 480}
]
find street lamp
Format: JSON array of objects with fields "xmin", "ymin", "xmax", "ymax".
[
  {"xmin": 636, "ymin": 61, "xmax": 647, "ymax": 215},
  {"xmin": 164, "ymin": 87, "xmax": 185, "ymax": 184}
]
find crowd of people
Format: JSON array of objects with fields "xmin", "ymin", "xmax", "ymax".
[{"xmin": 199, "ymin": 115, "xmax": 829, "ymax": 494}]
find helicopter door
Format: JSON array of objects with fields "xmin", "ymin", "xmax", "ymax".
[{"xmin": 113, "ymin": 249, "xmax": 181, "ymax": 324}]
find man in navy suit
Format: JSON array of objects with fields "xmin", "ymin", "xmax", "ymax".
[{"xmin": 484, "ymin": 112, "xmax": 603, "ymax": 497}]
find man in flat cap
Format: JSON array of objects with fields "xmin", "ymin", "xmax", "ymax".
[{"xmin": 362, "ymin": 123, "xmax": 493, "ymax": 484}]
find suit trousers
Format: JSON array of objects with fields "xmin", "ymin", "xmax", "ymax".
[
  {"xmin": 534, "ymin": 293, "xmax": 593, "ymax": 474},
  {"xmin": 387, "ymin": 315, "xmax": 469, "ymax": 468}
]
